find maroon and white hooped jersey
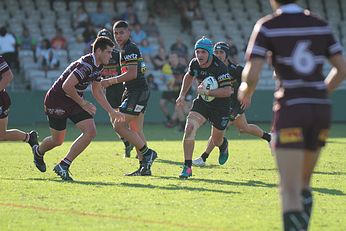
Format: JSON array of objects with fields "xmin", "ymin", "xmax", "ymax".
[
  {"xmin": 0, "ymin": 55, "xmax": 10, "ymax": 93},
  {"xmin": 246, "ymin": 4, "xmax": 343, "ymax": 108}
]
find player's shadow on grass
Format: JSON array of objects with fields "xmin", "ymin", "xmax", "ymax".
[
  {"xmin": 258, "ymin": 168, "xmax": 346, "ymax": 176},
  {"xmin": 156, "ymin": 158, "xmax": 219, "ymax": 168},
  {"xmin": 155, "ymin": 176, "xmax": 346, "ymax": 196},
  {"xmin": 118, "ymin": 182, "xmax": 239, "ymax": 194}
]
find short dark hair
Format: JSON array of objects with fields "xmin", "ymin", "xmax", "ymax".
[
  {"xmin": 275, "ymin": 0, "xmax": 297, "ymax": 4},
  {"xmin": 113, "ymin": 20, "xmax": 129, "ymax": 30},
  {"xmin": 92, "ymin": 36, "xmax": 114, "ymax": 53}
]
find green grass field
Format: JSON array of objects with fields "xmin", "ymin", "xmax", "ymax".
[{"xmin": 0, "ymin": 123, "xmax": 345, "ymax": 230}]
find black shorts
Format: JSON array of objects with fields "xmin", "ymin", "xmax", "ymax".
[
  {"xmin": 47, "ymin": 110, "xmax": 93, "ymax": 131},
  {"xmin": 161, "ymin": 90, "xmax": 179, "ymax": 103},
  {"xmin": 0, "ymin": 91, "xmax": 11, "ymax": 119},
  {"xmin": 229, "ymin": 100, "xmax": 244, "ymax": 121},
  {"xmin": 272, "ymin": 104, "xmax": 331, "ymax": 151},
  {"xmin": 119, "ymin": 88, "xmax": 150, "ymax": 116},
  {"xmin": 106, "ymin": 83, "xmax": 125, "ymax": 109},
  {"xmin": 191, "ymin": 98, "xmax": 229, "ymax": 130}
]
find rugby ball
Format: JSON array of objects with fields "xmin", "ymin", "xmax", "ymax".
[{"xmin": 200, "ymin": 76, "xmax": 218, "ymax": 102}]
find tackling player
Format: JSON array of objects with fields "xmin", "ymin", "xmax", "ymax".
[
  {"xmin": 32, "ymin": 36, "xmax": 118, "ymax": 181},
  {"xmin": 193, "ymin": 42, "xmax": 271, "ymax": 167},
  {"xmin": 176, "ymin": 37, "xmax": 233, "ymax": 178}
]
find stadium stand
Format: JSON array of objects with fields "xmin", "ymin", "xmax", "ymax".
[{"xmin": 0, "ymin": 0, "xmax": 345, "ymax": 90}]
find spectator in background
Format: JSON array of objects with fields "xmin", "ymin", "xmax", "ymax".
[
  {"xmin": 146, "ymin": 73, "xmax": 158, "ymax": 90},
  {"xmin": 142, "ymin": 15, "xmax": 160, "ymax": 39},
  {"xmin": 0, "ymin": 26, "xmax": 18, "ymax": 72},
  {"xmin": 73, "ymin": 5, "xmax": 89, "ymax": 30},
  {"xmin": 82, "ymin": 24, "xmax": 97, "ymax": 44},
  {"xmin": 160, "ymin": 52, "xmax": 189, "ymax": 130},
  {"xmin": 151, "ymin": 46, "xmax": 168, "ymax": 71},
  {"xmin": 131, "ymin": 23, "xmax": 147, "ymax": 45},
  {"xmin": 51, "ymin": 28, "xmax": 68, "ymax": 50},
  {"xmin": 37, "ymin": 39, "xmax": 60, "ymax": 73},
  {"xmin": 17, "ymin": 26, "xmax": 37, "ymax": 52},
  {"xmin": 90, "ymin": 2, "xmax": 111, "ymax": 28},
  {"xmin": 139, "ymin": 39, "xmax": 155, "ymax": 69},
  {"xmin": 170, "ymin": 36, "xmax": 188, "ymax": 59},
  {"xmin": 121, "ymin": 4, "xmax": 139, "ymax": 25},
  {"xmin": 179, "ymin": 0, "xmax": 202, "ymax": 35}
]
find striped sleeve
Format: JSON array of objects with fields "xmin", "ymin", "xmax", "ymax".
[
  {"xmin": 0, "ymin": 56, "xmax": 10, "ymax": 75},
  {"xmin": 245, "ymin": 20, "xmax": 270, "ymax": 60},
  {"xmin": 73, "ymin": 61, "xmax": 92, "ymax": 81}
]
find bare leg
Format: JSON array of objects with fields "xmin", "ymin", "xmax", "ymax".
[
  {"xmin": 234, "ymin": 114, "xmax": 265, "ymax": 138},
  {"xmin": 275, "ymin": 148, "xmax": 304, "ymax": 212},
  {"xmin": 182, "ymin": 112, "xmax": 206, "ymax": 161},
  {"xmin": 0, "ymin": 117, "xmax": 27, "ymax": 141},
  {"xmin": 64, "ymin": 118, "xmax": 96, "ymax": 162},
  {"xmin": 113, "ymin": 113, "xmax": 146, "ymax": 150},
  {"xmin": 38, "ymin": 128, "xmax": 66, "ymax": 154}
]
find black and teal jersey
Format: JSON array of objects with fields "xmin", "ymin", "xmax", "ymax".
[
  {"xmin": 188, "ymin": 55, "xmax": 232, "ymax": 109},
  {"xmin": 120, "ymin": 39, "xmax": 148, "ymax": 91},
  {"xmin": 228, "ymin": 61, "xmax": 244, "ymax": 103}
]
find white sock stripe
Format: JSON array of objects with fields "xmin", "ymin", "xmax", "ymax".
[{"xmin": 289, "ymin": 214, "xmax": 301, "ymax": 229}]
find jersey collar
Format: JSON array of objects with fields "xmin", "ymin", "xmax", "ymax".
[
  {"xmin": 277, "ymin": 3, "xmax": 303, "ymax": 14},
  {"xmin": 92, "ymin": 53, "xmax": 99, "ymax": 67}
]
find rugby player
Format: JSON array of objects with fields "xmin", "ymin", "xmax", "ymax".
[
  {"xmin": 97, "ymin": 28, "xmax": 134, "ymax": 158},
  {"xmin": 239, "ymin": 0, "xmax": 346, "ymax": 230},
  {"xmin": 193, "ymin": 42, "xmax": 271, "ymax": 167},
  {"xmin": 32, "ymin": 36, "xmax": 117, "ymax": 181},
  {"xmin": 176, "ymin": 37, "xmax": 233, "ymax": 178},
  {"xmin": 0, "ymin": 55, "xmax": 39, "ymax": 156},
  {"xmin": 101, "ymin": 20, "xmax": 158, "ymax": 176}
]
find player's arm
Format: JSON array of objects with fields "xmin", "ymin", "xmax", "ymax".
[
  {"xmin": 238, "ymin": 57, "xmax": 265, "ymax": 108},
  {"xmin": 205, "ymin": 86, "xmax": 232, "ymax": 98},
  {"xmin": 62, "ymin": 73, "xmax": 96, "ymax": 115},
  {"xmin": 176, "ymin": 72, "xmax": 194, "ymax": 107},
  {"xmin": 325, "ymin": 54, "xmax": 346, "ymax": 93},
  {"xmin": 91, "ymin": 81, "xmax": 114, "ymax": 114},
  {"xmin": 105, "ymin": 64, "xmax": 137, "ymax": 86},
  {"xmin": 179, "ymin": 72, "xmax": 194, "ymax": 98},
  {"xmin": 0, "ymin": 69, "xmax": 13, "ymax": 92}
]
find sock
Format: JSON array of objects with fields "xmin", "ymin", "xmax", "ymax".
[
  {"xmin": 35, "ymin": 146, "xmax": 44, "ymax": 157},
  {"xmin": 302, "ymin": 189, "xmax": 313, "ymax": 229},
  {"xmin": 201, "ymin": 152, "xmax": 210, "ymax": 162},
  {"xmin": 139, "ymin": 161, "xmax": 143, "ymax": 167},
  {"xmin": 140, "ymin": 145, "xmax": 150, "ymax": 156},
  {"xmin": 24, "ymin": 133, "xmax": 30, "ymax": 142},
  {"xmin": 262, "ymin": 132, "xmax": 271, "ymax": 142},
  {"xmin": 166, "ymin": 115, "xmax": 171, "ymax": 121},
  {"xmin": 218, "ymin": 137, "xmax": 228, "ymax": 152},
  {"xmin": 121, "ymin": 137, "xmax": 130, "ymax": 147},
  {"xmin": 60, "ymin": 158, "xmax": 72, "ymax": 167},
  {"xmin": 283, "ymin": 211, "xmax": 307, "ymax": 231},
  {"xmin": 184, "ymin": 160, "xmax": 192, "ymax": 168}
]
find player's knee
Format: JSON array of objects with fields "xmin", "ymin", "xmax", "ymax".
[
  {"xmin": 52, "ymin": 138, "xmax": 64, "ymax": 147},
  {"xmin": 238, "ymin": 128, "xmax": 246, "ymax": 133},
  {"xmin": 85, "ymin": 128, "xmax": 97, "ymax": 140},
  {"xmin": 184, "ymin": 123, "xmax": 193, "ymax": 136},
  {"xmin": 184, "ymin": 119, "xmax": 199, "ymax": 141},
  {"xmin": 129, "ymin": 120, "xmax": 139, "ymax": 132}
]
